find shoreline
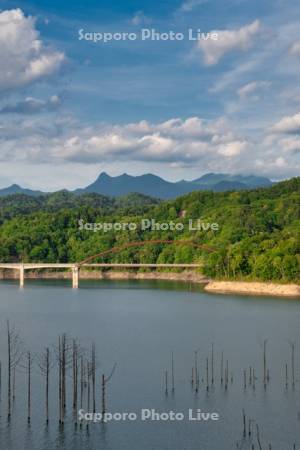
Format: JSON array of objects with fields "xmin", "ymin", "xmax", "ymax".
[
  {"xmin": 204, "ymin": 280, "xmax": 300, "ymax": 298},
  {"xmin": 0, "ymin": 270, "xmax": 299, "ymax": 297}
]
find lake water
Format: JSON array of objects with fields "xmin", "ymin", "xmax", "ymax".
[{"xmin": 0, "ymin": 279, "xmax": 299, "ymax": 450}]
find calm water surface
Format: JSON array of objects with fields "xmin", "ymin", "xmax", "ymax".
[{"xmin": 0, "ymin": 279, "xmax": 299, "ymax": 450}]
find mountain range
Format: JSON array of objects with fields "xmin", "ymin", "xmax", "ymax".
[{"xmin": 0, "ymin": 172, "xmax": 273, "ymax": 199}]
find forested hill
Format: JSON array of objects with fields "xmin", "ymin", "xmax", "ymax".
[
  {"xmin": 0, "ymin": 191, "xmax": 159, "ymax": 223},
  {"xmin": 0, "ymin": 178, "xmax": 299, "ymax": 282}
]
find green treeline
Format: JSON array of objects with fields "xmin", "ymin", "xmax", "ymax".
[{"xmin": 0, "ymin": 178, "xmax": 299, "ymax": 282}]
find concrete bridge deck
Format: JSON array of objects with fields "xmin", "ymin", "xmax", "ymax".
[{"xmin": 0, "ymin": 263, "xmax": 203, "ymax": 288}]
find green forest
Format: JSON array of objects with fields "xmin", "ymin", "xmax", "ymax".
[{"xmin": 0, "ymin": 177, "xmax": 299, "ymax": 282}]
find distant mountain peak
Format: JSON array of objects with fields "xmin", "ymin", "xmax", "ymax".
[
  {"xmin": 97, "ymin": 171, "xmax": 110, "ymax": 179},
  {"xmin": 0, "ymin": 172, "xmax": 274, "ymax": 199}
]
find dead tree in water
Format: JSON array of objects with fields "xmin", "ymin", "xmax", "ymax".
[
  {"xmin": 242, "ymin": 409, "xmax": 246, "ymax": 438},
  {"xmin": 206, "ymin": 357, "xmax": 209, "ymax": 392},
  {"xmin": 54, "ymin": 334, "xmax": 72, "ymax": 425},
  {"xmin": 87, "ymin": 361, "xmax": 91, "ymax": 410},
  {"xmin": 248, "ymin": 418, "xmax": 253, "ymax": 437},
  {"xmin": 288, "ymin": 341, "xmax": 296, "ymax": 389},
  {"xmin": 101, "ymin": 364, "xmax": 117, "ymax": 421},
  {"xmin": 164, "ymin": 370, "xmax": 168, "ymax": 396},
  {"xmin": 220, "ymin": 351, "xmax": 224, "ymax": 385},
  {"xmin": 194, "ymin": 350, "xmax": 199, "ymax": 393},
  {"xmin": 171, "ymin": 351, "xmax": 175, "ymax": 393},
  {"xmin": 72, "ymin": 340, "xmax": 78, "ymax": 413},
  {"xmin": 211, "ymin": 343, "xmax": 214, "ymax": 386},
  {"xmin": 191, "ymin": 366, "xmax": 194, "ymax": 386},
  {"xmin": 13, "ymin": 367, "xmax": 16, "ymax": 401},
  {"xmin": 6, "ymin": 320, "xmax": 23, "ymax": 420},
  {"xmin": 256, "ymin": 424, "xmax": 262, "ymax": 450},
  {"xmin": 91, "ymin": 343, "xmax": 96, "ymax": 413},
  {"xmin": 27, "ymin": 352, "xmax": 31, "ymax": 423},
  {"xmin": 36, "ymin": 347, "xmax": 53, "ymax": 424},
  {"xmin": 19, "ymin": 350, "xmax": 33, "ymax": 424},
  {"xmin": 225, "ymin": 360, "xmax": 229, "ymax": 390},
  {"xmin": 263, "ymin": 339, "xmax": 268, "ymax": 390},
  {"xmin": 80, "ymin": 356, "xmax": 85, "ymax": 410}
]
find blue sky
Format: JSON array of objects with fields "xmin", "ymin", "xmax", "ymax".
[{"xmin": 0, "ymin": 0, "xmax": 299, "ymax": 189}]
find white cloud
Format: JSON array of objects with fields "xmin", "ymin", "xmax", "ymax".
[
  {"xmin": 0, "ymin": 115, "xmax": 248, "ymax": 165},
  {"xmin": 0, "ymin": 114, "xmax": 299, "ymax": 181},
  {"xmin": 217, "ymin": 140, "xmax": 248, "ymax": 156},
  {"xmin": 279, "ymin": 137, "xmax": 300, "ymax": 154},
  {"xmin": 271, "ymin": 112, "xmax": 300, "ymax": 134},
  {"xmin": 0, "ymin": 95, "xmax": 61, "ymax": 114},
  {"xmin": 179, "ymin": 0, "xmax": 208, "ymax": 12},
  {"xmin": 0, "ymin": 9, "xmax": 65, "ymax": 92},
  {"xmin": 130, "ymin": 11, "xmax": 151, "ymax": 25},
  {"xmin": 274, "ymin": 157, "xmax": 287, "ymax": 168},
  {"xmin": 197, "ymin": 20, "xmax": 261, "ymax": 66},
  {"xmin": 237, "ymin": 81, "xmax": 270, "ymax": 98},
  {"xmin": 289, "ymin": 40, "xmax": 300, "ymax": 56}
]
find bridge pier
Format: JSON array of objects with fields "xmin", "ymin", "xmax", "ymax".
[
  {"xmin": 19, "ymin": 264, "xmax": 24, "ymax": 288},
  {"xmin": 72, "ymin": 266, "xmax": 79, "ymax": 289}
]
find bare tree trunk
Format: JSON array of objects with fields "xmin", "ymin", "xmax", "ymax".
[
  {"xmin": 58, "ymin": 336, "xmax": 62, "ymax": 424},
  {"xmin": 171, "ymin": 351, "xmax": 175, "ymax": 393},
  {"xmin": 221, "ymin": 351, "xmax": 223, "ymax": 385},
  {"xmin": 92, "ymin": 343, "xmax": 96, "ymax": 413},
  {"xmin": 46, "ymin": 348, "xmax": 49, "ymax": 424},
  {"xmin": 72, "ymin": 340, "xmax": 78, "ymax": 412},
  {"xmin": 62, "ymin": 335, "xmax": 66, "ymax": 418},
  {"xmin": 80, "ymin": 356, "xmax": 84, "ymax": 410},
  {"xmin": 194, "ymin": 351, "xmax": 198, "ymax": 393},
  {"xmin": 211, "ymin": 343, "xmax": 214, "ymax": 385},
  {"xmin": 13, "ymin": 367, "xmax": 16, "ymax": 401},
  {"xmin": 101, "ymin": 374, "xmax": 105, "ymax": 420},
  {"xmin": 206, "ymin": 357, "xmax": 209, "ymax": 392},
  {"xmin": 7, "ymin": 320, "xmax": 11, "ymax": 420},
  {"xmin": 27, "ymin": 351, "xmax": 31, "ymax": 424},
  {"xmin": 256, "ymin": 424, "xmax": 262, "ymax": 450},
  {"xmin": 165, "ymin": 370, "xmax": 168, "ymax": 396},
  {"xmin": 225, "ymin": 360, "xmax": 229, "ymax": 390},
  {"xmin": 291, "ymin": 343, "xmax": 295, "ymax": 389},
  {"xmin": 87, "ymin": 362, "xmax": 91, "ymax": 410},
  {"xmin": 263, "ymin": 340, "xmax": 267, "ymax": 390}
]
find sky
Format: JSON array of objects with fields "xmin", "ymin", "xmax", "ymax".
[{"xmin": 0, "ymin": 0, "xmax": 299, "ymax": 190}]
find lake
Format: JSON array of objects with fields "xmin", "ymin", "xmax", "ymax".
[{"xmin": 0, "ymin": 279, "xmax": 299, "ymax": 450}]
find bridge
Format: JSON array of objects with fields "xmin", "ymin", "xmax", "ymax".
[{"xmin": 0, "ymin": 240, "xmax": 213, "ymax": 288}]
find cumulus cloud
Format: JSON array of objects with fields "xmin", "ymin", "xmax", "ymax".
[
  {"xmin": 0, "ymin": 95, "xmax": 61, "ymax": 114},
  {"xmin": 0, "ymin": 116, "xmax": 248, "ymax": 166},
  {"xmin": 0, "ymin": 9, "xmax": 65, "ymax": 92},
  {"xmin": 197, "ymin": 20, "xmax": 261, "ymax": 65},
  {"xmin": 1, "ymin": 114, "xmax": 299, "ymax": 179},
  {"xmin": 271, "ymin": 112, "xmax": 300, "ymax": 134}
]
